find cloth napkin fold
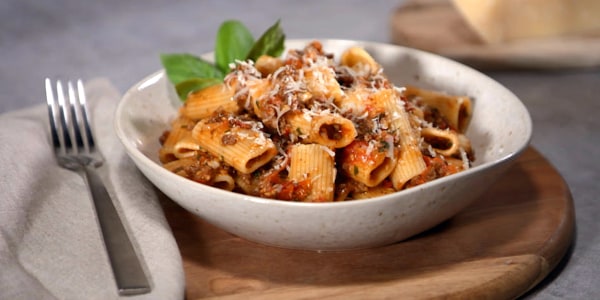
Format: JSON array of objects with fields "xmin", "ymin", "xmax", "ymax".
[{"xmin": 0, "ymin": 78, "xmax": 185, "ymax": 300}]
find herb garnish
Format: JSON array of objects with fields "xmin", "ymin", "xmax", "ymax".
[{"xmin": 160, "ymin": 20, "xmax": 285, "ymax": 101}]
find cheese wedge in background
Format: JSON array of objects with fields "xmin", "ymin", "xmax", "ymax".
[{"xmin": 452, "ymin": 0, "xmax": 600, "ymax": 44}]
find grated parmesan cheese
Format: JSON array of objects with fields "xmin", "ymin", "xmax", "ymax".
[
  {"xmin": 460, "ymin": 148, "xmax": 470, "ymax": 170},
  {"xmin": 320, "ymin": 145, "xmax": 336, "ymax": 158},
  {"xmin": 366, "ymin": 140, "xmax": 376, "ymax": 156}
]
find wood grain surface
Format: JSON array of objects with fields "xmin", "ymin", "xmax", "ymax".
[
  {"xmin": 160, "ymin": 147, "xmax": 574, "ymax": 299},
  {"xmin": 390, "ymin": 0, "xmax": 600, "ymax": 70}
]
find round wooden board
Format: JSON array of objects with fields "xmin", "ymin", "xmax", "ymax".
[
  {"xmin": 389, "ymin": 0, "xmax": 600, "ymax": 70},
  {"xmin": 160, "ymin": 147, "xmax": 574, "ymax": 299}
]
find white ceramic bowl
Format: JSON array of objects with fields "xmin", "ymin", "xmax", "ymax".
[{"xmin": 115, "ymin": 39, "xmax": 532, "ymax": 251}]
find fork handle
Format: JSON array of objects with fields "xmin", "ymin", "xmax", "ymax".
[{"xmin": 83, "ymin": 165, "xmax": 152, "ymax": 296}]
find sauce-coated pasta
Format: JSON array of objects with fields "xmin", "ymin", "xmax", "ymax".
[{"xmin": 159, "ymin": 41, "xmax": 474, "ymax": 202}]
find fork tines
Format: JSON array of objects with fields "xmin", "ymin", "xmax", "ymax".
[{"xmin": 45, "ymin": 79, "xmax": 95, "ymax": 156}]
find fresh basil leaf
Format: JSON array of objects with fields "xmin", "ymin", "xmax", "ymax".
[
  {"xmin": 174, "ymin": 78, "xmax": 222, "ymax": 101},
  {"xmin": 160, "ymin": 19, "xmax": 287, "ymax": 102},
  {"xmin": 246, "ymin": 20, "xmax": 285, "ymax": 61},
  {"xmin": 215, "ymin": 20, "xmax": 255, "ymax": 74},
  {"xmin": 160, "ymin": 53, "xmax": 223, "ymax": 84}
]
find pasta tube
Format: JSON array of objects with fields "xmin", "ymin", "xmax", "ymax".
[
  {"xmin": 340, "ymin": 139, "xmax": 398, "ymax": 187},
  {"xmin": 162, "ymin": 157, "xmax": 196, "ymax": 177},
  {"xmin": 336, "ymin": 87, "xmax": 369, "ymax": 116},
  {"xmin": 304, "ymin": 65, "xmax": 344, "ymax": 102},
  {"xmin": 375, "ymin": 89, "xmax": 427, "ymax": 189},
  {"xmin": 159, "ymin": 116, "xmax": 195, "ymax": 163},
  {"xmin": 403, "ymin": 86, "xmax": 473, "ymax": 133},
  {"xmin": 255, "ymin": 55, "xmax": 284, "ymax": 77},
  {"xmin": 163, "ymin": 156, "xmax": 235, "ymax": 191},
  {"xmin": 213, "ymin": 173, "xmax": 235, "ymax": 191},
  {"xmin": 285, "ymin": 111, "xmax": 357, "ymax": 148},
  {"xmin": 340, "ymin": 46, "xmax": 381, "ymax": 74},
  {"xmin": 421, "ymin": 127, "xmax": 461, "ymax": 157},
  {"xmin": 181, "ymin": 83, "xmax": 239, "ymax": 120},
  {"xmin": 288, "ymin": 144, "xmax": 336, "ymax": 202},
  {"xmin": 191, "ymin": 118, "xmax": 277, "ymax": 174},
  {"xmin": 352, "ymin": 185, "xmax": 396, "ymax": 200},
  {"xmin": 248, "ymin": 78, "xmax": 273, "ymax": 120}
]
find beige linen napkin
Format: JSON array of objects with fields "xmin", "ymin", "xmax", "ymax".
[{"xmin": 0, "ymin": 78, "xmax": 184, "ymax": 299}]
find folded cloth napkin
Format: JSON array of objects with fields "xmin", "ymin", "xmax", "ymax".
[{"xmin": 0, "ymin": 78, "xmax": 185, "ymax": 299}]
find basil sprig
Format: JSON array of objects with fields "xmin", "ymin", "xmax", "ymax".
[
  {"xmin": 160, "ymin": 20, "xmax": 285, "ymax": 101},
  {"xmin": 246, "ymin": 20, "xmax": 285, "ymax": 62}
]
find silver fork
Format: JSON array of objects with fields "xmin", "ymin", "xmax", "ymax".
[{"xmin": 45, "ymin": 79, "xmax": 151, "ymax": 296}]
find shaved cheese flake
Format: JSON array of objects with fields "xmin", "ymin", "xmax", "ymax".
[
  {"xmin": 320, "ymin": 145, "xmax": 336, "ymax": 158},
  {"xmin": 460, "ymin": 148, "xmax": 470, "ymax": 170}
]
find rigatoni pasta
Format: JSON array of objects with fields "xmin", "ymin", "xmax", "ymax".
[
  {"xmin": 284, "ymin": 110, "xmax": 357, "ymax": 148},
  {"xmin": 181, "ymin": 83, "xmax": 239, "ymax": 120},
  {"xmin": 403, "ymin": 86, "xmax": 473, "ymax": 133},
  {"xmin": 158, "ymin": 41, "xmax": 475, "ymax": 202},
  {"xmin": 288, "ymin": 144, "xmax": 336, "ymax": 202},
  {"xmin": 159, "ymin": 116, "xmax": 196, "ymax": 163},
  {"xmin": 375, "ymin": 88, "xmax": 427, "ymax": 189},
  {"xmin": 190, "ymin": 113, "xmax": 278, "ymax": 174}
]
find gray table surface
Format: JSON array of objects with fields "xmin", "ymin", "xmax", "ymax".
[{"xmin": 2, "ymin": 0, "xmax": 598, "ymax": 298}]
